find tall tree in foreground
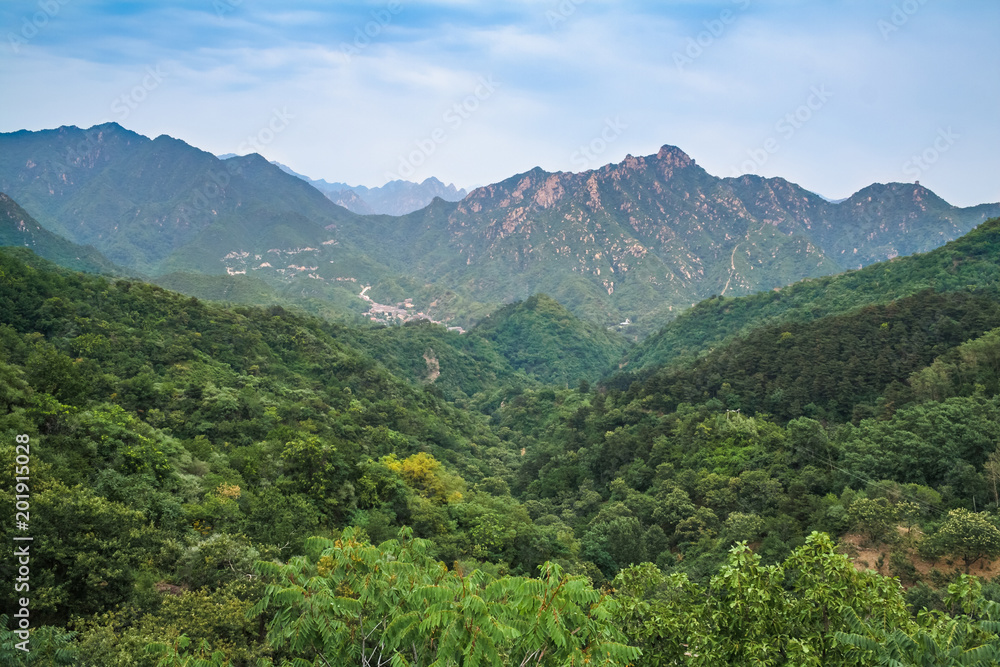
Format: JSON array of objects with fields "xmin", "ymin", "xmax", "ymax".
[
  {"xmin": 247, "ymin": 527, "xmax": 638, "ymax": 666},
  {"xmin": 836, "ymin": 575, "xmax": 1000, "ymax": 666}
]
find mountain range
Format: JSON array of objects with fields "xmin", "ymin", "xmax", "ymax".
[
  {"xmin": 1, "ymin": 123, "xmax": 998, "ymax": 335},
  {"xmin": 354, "ymin": 148, "xmax": 999, "ymax": 333},
  {"xmin": 216, "ymin": 155, "xmax": 468, "ymax": 216},
  {"xmin": 265, "ymin": 160, "xmax": 467, "ymax": 216}
]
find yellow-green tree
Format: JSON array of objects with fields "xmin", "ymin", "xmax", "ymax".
[{"xmin": 924, "ymin": 509, "xmax": 1000, "ymax": 573}]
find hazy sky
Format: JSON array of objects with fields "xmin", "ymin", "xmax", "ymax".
[{"xmin": 1, "ymin": 0, "xmax": 997, "ymax": 206}]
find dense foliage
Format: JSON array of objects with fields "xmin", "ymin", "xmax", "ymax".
[
  {"xmin": 243, "ymin": 528, "xmax": 638, "ymax": 667},
  {"xmin": 6, "ymin": 210, "xmax": 1000, "ymax": 665},
  {"xmin": 470, "ymin": 294, "xmax": 629, "ymax": 386},
  {"xmin": 0, "ymin": 193, "xmax": 121, "ymax": 275},
  {"xmin": 332, "ymin": 318, "xmax": 534, "ymax": 403},
  {"xmin": 0, "ymin": 249, "xmax": 548, "ymax": 663},
  {"xmin": 627, "ymin": 216, "xmax": 1000, "ymax": 370},
  {"xmin": 621, "ymin": 289, "xmax": 1000, "ymax": 422}
]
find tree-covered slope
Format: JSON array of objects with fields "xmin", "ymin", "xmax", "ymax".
[
  {"xmin": 627, "ymin": 216, "xmax": 1000, "ymax": 370},
  {"xmin": 0, "ymin": 192, "xmax": 122, "ymax": 275},
  {"xmin": 497, "ymin": 292, "xmax": 1000, "ymax": 598},
  {"xmin": 5, "ymin": 246, "xmax": 1000, "ymax": 664},
  {"xmin": 628, "ymin": 289, "xmax": 1000, "ymax": 423},
  {"xmin": 0, "ymin": 248, "xmax": 543, "ymax": 622},
  {"xmin": 331, "ymin": 318, "xmax": 534, "ymax": 403},
  {"xmin": 471, "ymin": 294, "xmax": 629, "ymax": 386}
]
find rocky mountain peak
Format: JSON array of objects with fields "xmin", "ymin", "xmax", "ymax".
[{"xmin": 655, "ymin": 144, "xmax": 695, "ymax": 167}]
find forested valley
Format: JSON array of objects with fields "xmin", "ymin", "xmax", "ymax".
[{"xmin": 5, "ymin": 219, "xmax": 1000, "ymax": 665}]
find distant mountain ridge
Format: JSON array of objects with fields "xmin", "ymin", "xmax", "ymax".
[
  {"xmin": 0, "ymin": 124, "xmax": 373, "ymax": 272},
  {"xmin": 2, "ymin": 123, "xmax": 998, "ymax": 335},
  {"xmin": 262, "ymin": 159, "xmax": 467, "ymax": 215},
  {"xmin": 344, "ymin": 146, "xmax": 1000, "ymax": 333}
]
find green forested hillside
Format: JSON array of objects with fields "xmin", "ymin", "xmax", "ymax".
[
  {"xmin": 5, "ymin": 238, "xmax": 1000, "ymax": 664},
  {"xmin": 0, "ymin": 248, "xmax": 548, "ymax": 663},
  {"xmin": 628, "ymin": 216, "xmax": 1000, "ymax": 370},
  {"xmin": 332, "ymin": 318, "xmax": 535, "ymax": 402},
  {"xmin": 471, "ymin": 294, "xmax": 629, "ymax": 386},
  {"xmin": 626, "ymin": 289, "xmax": 1000, "ymax": 423},
  {"xmin": 0, "ymin": 192, "xmax": 122, "ymax": 275}
]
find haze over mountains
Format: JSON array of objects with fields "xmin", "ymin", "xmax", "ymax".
[
  {"xmin": 1, "ymin": 122, "xmax": 998, "ymax": 335},
  {"xmin": 294, "ymin": 173, "xmax": 466, "ymax": 217},
  {"xmin": 218, "ymin": 155, "xmax": 469, "ymax": 216}
]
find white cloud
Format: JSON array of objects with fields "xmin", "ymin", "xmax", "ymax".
[{"xmin": 0, "ymin": 0, "xmax": 996, "ymax": 206}]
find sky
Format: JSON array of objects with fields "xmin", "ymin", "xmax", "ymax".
[{"xmin": 1, "ymin": 0, "xmax": 997, "ymax": 207}]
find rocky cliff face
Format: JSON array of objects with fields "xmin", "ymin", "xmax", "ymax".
[{"xmin": 341, "ymin": 144, "xmax": 998, "ymax": 332}]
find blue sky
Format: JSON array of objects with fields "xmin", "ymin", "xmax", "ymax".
[{"xmin": 1, "ymin": 0, "xmax": 997, "ymax": 206}]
